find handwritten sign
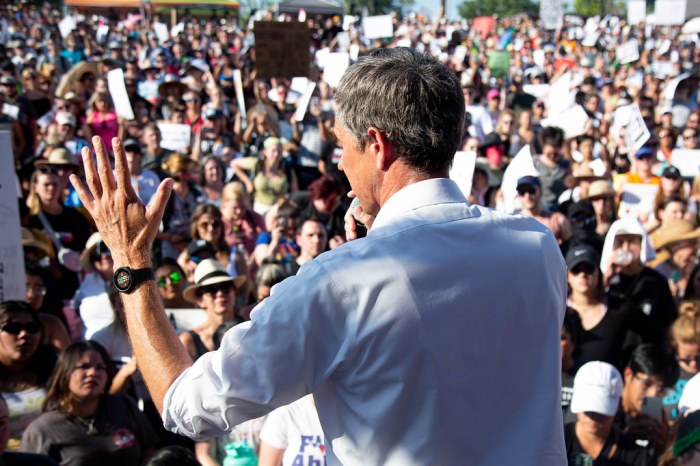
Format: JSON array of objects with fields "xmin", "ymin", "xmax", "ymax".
[
  {"xmin": 107, "ymin": 68, "xmax": 135, "ymax": 121},
  {"xmin": 540, "ymin": 0, "xmax": 564, "ymax": 30},
  {"xmin": 616, "ymin": 39, "xmax": 640, "ymax": 64},
  {"xmin": 157, "ymin": 123, "xmax": 191, "ymax": 152},
  {"xmin": 0, "ymin": 131, "xmax": 25, "ymax": 300},
  {"xmin": 254, "ymin": 21, "xmax": 310, "ymax": 78},
  {"xmin": 624, "ymin": 104, "xmax": 651, "ymax": 153}
]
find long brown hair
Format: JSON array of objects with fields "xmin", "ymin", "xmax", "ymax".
[{"xmin": 26, "ymin": 167, "xmax": 64, "ymax": 215}]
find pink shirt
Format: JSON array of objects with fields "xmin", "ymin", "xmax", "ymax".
[{"xmin": 89, "ymin": 110, "xmax": 119, "ymax": 152}]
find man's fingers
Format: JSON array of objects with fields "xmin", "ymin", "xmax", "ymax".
[
  {"xmin": 112, "ymin": 138, "xmax": 138, "ymax": 199},
  {"xmin": 81, "ymin": 145, "xmax": 103, "ymax": 198},
  {"xmin": 146, "ymin": 178, "xmax": 174, "ymax": 227},
  {"xmin": 93, "ymin": 136, "xmax": 116, "ymax": 192},
  {"xmin": 69, "ymin": 174, "xmax": 94, "ymax": 209}
]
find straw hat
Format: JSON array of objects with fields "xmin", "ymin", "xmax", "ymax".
[
  {"xmin": 21, "ymin": 227, "xmax": 54, "ymax": 259},
  {"xmin": 158, "ymin": 73, "xmax": 188, "ymax": 97},
  {"xmin": 581, "ymin": 180, "xmax": 615, "ymax": 201},
  {"xmin": 79, "ymin": 232, "xmax": 104, "ymax": 271},
  {"xmin": 652, "ymin": 220, "xmax": 700, "ymax": 251},
  {"xmin": 564, "ymin": 165, "xmax": 603, "ymax": 189},
  {"xmin": 35, "ymin": 148, "xmax": 79, "ymax": 169},
  {"xmin": 183, "ymin": 259, "xmax": 246, "ymax": 303}
]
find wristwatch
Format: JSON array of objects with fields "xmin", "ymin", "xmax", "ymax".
[{"xmin": 113, "ymin": 267, "xmax": 155, "ymax": 294}]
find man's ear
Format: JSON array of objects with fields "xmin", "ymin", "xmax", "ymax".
[{"xmin": 367, "ymin": 127, "xmax": 394, "ymax": 171}]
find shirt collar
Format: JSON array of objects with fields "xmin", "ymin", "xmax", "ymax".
[{"xmin": 370, "ymin": 178, "xmax": 467, "ymax": 231}]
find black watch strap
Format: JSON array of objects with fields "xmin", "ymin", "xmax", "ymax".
[{"xmin": 113, "ymin": 267, "xmax": 155, "ymax": 294}]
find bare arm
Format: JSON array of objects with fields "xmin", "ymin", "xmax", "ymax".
[
  {"xmin": 70, "ymin": 136, "xmax": 192, "ymax": 413},
  {"xmin": 257, "ymin": 441, "xmax": 284, "ymax": 466}
]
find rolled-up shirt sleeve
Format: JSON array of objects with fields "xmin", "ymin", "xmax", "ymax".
[{"xmin": 162, "ymin": 259, "xmax": 352, "ymax": 439}]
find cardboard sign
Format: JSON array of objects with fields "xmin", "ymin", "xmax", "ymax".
[
  {"xmin": 670, "ymin": 149, "xmax": 700, "ymax": 178},
  {"xmin": 0, "ymin": 131, "xmax": 25, "ymax": 301},
  {"xmin": 322, "ymin": 53, "xmax": 349, "ymax": 88},
  {"xmin": 619, "ymin": 183, "xmax": 658, "ymax": 218},
  {"xmin": 157, "ymin": 123, "xmax": 191, "ymax": 152},
  {"xmin": 293, "ymin": 82, "xmax": 316, "ymax": 122},
  {"xmin": 107, "ymin": 69, "xmax": 135, "ymax": 121},
  {"xmin": 362, "ymin": 15, "xmax": 393, "ymax": 39},
  {"xmin": 627, "ymin": 0, "xmax": 647, "ymax": 25},
  {"xmin": 254, "ymin": 21, "xmax": 310, "ymax": 78},
  {"xmin": 449, "ymin": 151, "xmax": 477, "ymax": 198},
  {"xmin": 540, "ymin": 0, "xmax": 564, "ymax": 30},
  {"xmin": 488, "ymin": 51, "xmax": 510, "ymax": 78},
  {"xmin": 624, "ymin": 104, "xmax": 651, "ymax": 153},
  {"xmin": 654, "ymin": 0, "xmax": 687, "ymax": 25},
  {"xmin": 473, "ymin": 17, "xmax": 496, "ymax": 40},
  {"xmin": 616, "ymin": 39, "xmax": 640, "ymax": 64}
]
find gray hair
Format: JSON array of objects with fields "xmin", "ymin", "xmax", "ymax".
[{"xmin": 334, "ymin": 48, "xmax": 465, "ymax": 175}]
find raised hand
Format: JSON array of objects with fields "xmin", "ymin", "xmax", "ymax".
[{"xmin": 70, "ymin": 136, "xmax": 174, "ymax": 269}]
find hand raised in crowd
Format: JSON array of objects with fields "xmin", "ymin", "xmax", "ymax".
[
  {"xmin": 70, "ymin": 136, "xmax": 173, "ymax": 269},
  {"xmin": 625, "ymin": 412, "xmax": 669, "ymax": 450}
]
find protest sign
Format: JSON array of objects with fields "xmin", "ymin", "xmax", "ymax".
[
  {"xmin": 449, "ymin": 151, "xmax": 477, "ymax": 198},
  {"xmin": 533, "ymin": 49, "xmax": 546, "ymax": 67},
  {"xmin": 501, "ymin": 145, "xmax": 538, "ymax": 214},
  {"xmin": 58, "ymin": 16, "xmax": 76, "ymax": 38},
  {"xmin": 670, "ymin": 149, "xmax": 700, "ymax": 178},
  {"xmin": 652, "ymin": 61, "xmax": 674, "ymax": 78},
  {"xmin": 624, "ymin": 104, "xmax": 650, "ymax": 153},
  {"xmin": 2, "ymin": 103, "xmax": 19, "ymax": 120},
  {"xmin": 627, "ymin": 0, "xmax": 647, "ymax": 25},
  {"xmin": 472, "ymin": 17, "xmax": 496, "ymax": 40},
  {"xmin": 290, "ymin": 77, "xmax": 310, "ymax": 95},
  {"xmin": 293, "ymin": 82, "xmax": 317, "ymax": 122},
  {"xmin": 547, "ymin": 72, "xmax": 574, "ymax": 117},
  {"xmin": 0, "ymin": 132, "xmax": 25, "ymax": 301},
  {"xmin": 541, "ymin": 105, "xmax": 589, "ymax": 139},
  {"xmin": 540, "ymin": 0, "xmax": 564, "ymax": 30},
  {"xmin": 322, "ymin": 53, "xmax": 349, "ymax": 88},
  {"xmin": 523, "ymin": 84, "xmax": 551, "ymax": 101},
  {"xmin": 663, "ymin": 72, "xmax": 690, "ymax": 102},
  {"xmin": 107, "ymin": 69, "xmax": 135, "ymax": 121},
  {"xmin": 96, "ymin": 24, "xmax": 110, "ymax": 44},
  {"xmin": 154, "ymin": 22, "xmax": 169, "ymax": 44},
  {"xmin": 254, "ymin": 21, "xmax": 309, "ymax": 78},
  {"xmin": 233, "ymin": 70, "xmax": 246, "ymax": 118},
  {"xmin": 616, "ymin": 39, "xmax": 640, "ymax": 64},
  {"xmin": 157, "ymin": 123, "xmax": 191, "ymax": 152},
  {"xmin": 170, "ymin": 22, "xmax": 184, "ymax": 38},
  {"xmin": 619, "ymin": 183, "xmax": 658, "ymax": 218},
  {"xmin": 654, "ymin": 0, "xmax": 687, "ymax": 25},
  {"xmin": 488, "ymin": 51, "xmax": 510, "ymax": 78},
  {"xmin": 362, "ymin": 15, "xmax": 393, "ymax": 39}
]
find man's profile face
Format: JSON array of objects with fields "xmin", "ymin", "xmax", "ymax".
[{"xmin": 335, "ymin": 122, "xmax": 377, "ymax": 215}]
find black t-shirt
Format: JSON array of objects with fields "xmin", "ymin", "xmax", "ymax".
[
  {"xmin": 564, "ymin": 422, "xmax": 653, "ymax": 465},
  {"xmin": 320, "ymin": 141, "xmax": 351, "ymax": 193},
  {"xmin": 562, "ymin": 371, "xmax": 576, "ymax": 424},
  {"xmin": 0, "ymin": 452, "xmax": 59, "ymax": 466}
]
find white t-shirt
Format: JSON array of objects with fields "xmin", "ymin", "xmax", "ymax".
[
  {"xmin": 259, "ymin": 396, "xmax": 324, "ymax": 466},
  {"xmin": 131, "ymin": 169, "xmax": 161, "ymax": 204}
]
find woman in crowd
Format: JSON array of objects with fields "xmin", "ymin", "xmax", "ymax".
[
  {"xmin": 198, "ymin": 156, "xmax": 227, "ymax": 207},
  {"xmin": 650, "ymin": 220, "xmax": 700, "ymax": 299},
  {"xmin": 664, "ymin": 302, "xmax": 700, "ymax": 421},
  {"xmin": 581, "ymin": 180, "xmax": 617, "ymax": 238},
  {"xmin": 232, "ymin": 137, "xmax": 298, "ymax": 215},
  {"xmin": 220, "ymin": 181, "xmax": 267, "ymax": 263},
  {"xmin": 154, "ymin": 258, "xmax": 190, "ymax": 309},
  {"xmin": 24, "ymin": 265, "xmax": 71, "ymax": 353},
  {"xmin": 84, "ymin": 92, "xmax": 121, "ymax": 153},
  {"xmin": 0, "ymin": 301, "xmax": 57, "ymax": 451},
  {"xmin": 26, "ymin": 166, "xmax": 92, "ymax": 300},
  {"xmin": 21, "ymin": 341, "xmax": 158, "ymax": 466},
  {"xmin": 73, "ymin": 233, "xmax": 115, "ymax": 340}
]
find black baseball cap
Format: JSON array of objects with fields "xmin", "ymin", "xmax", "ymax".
[
  {"xmin": 662, "ymin": 166, "xmax": 681, "ymax": 179},
  {"xmin": 565, "ymin": 245, "xmax": 600, "ymax": 270},
  {"xmin": 123, "ymin": 139, "xmax": 141, "ymax": 153},
  {"xmin": 517, "ymin": 175, "xmax": 541, "ymax": 189}
]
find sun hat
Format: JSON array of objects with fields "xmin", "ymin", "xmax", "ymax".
[
  {"xmin": 55, "ymin": 111, "xmax": 76, "ymax": 127},
  {"xmin": 570, "ymin": 361, "xmax": 623, "ymax": 417},
  {"xmin": 581, "ymin": 180, "xmax": 615, "ymax": 201},
  {"xmin": 21, "ymin": 227, "xmax": 54, "ymax": 259},
  {"xmin": 652, "ymin": 220, "xmax": 700, "ymax": 251},
  {"xmin": 79, "ymin": 232, "xmax": 107, "ymax": 271},
  {"xmin": 35, "ymin": 148, "xmax": 79, "ymax": 169},
  {"xmin": 182, "ymin": 259, "xmax": 246, "ymax": 303}
]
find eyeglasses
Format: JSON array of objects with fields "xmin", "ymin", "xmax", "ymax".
[
  {"xmin": 26, "ymin": 284, "xmax": 47, "ymax": 296},
  {"xmin": 634, "ymin": 373, "xmax": 667, "ymax": 396},
  {"xmin": 196, "ymin": 282, "xmax": 233, "ymax": 297},
  {"xmin": 199, "ymin": 220, "xmax": 222, "ymax": 230},
  {"xmin": 517, "ymin": 187, "xmax": 537, "ymax": 196},
  {"xmin": 571, "ymin": 263, "xmax": 596, "ymax": 275},
  {"xmin": 36, "ymin": 166, "xmax": 59, "ymax": 176},
  {"xmin": 183, "ymin": 97, "xmax": 200, "ymax": 103},
  {"xmin": 1, "ymin": 321, "xmax": 42, "ymax": 335},
  {"xmin": 157, "ymin": 271, "xmax": 182, "ymax": 287},
  {"xmin": 677, "ymin": 354, "xmax": 700, "ymax": 366}
]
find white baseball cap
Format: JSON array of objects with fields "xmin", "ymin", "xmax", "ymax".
[
  {"xmin": 570, "ymin": 361, "xmax": 623, "ymax": 417},
  {"xmin": 679, "ymin": 373, "xmax": 700, "ymax": 416}
]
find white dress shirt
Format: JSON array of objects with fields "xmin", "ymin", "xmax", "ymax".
[{"xmin": 163, "ymin": 178, "xmax": 568, "ymax": 465}]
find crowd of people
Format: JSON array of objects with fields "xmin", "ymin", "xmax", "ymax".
[{"xmin": 1, "ymin": 1, "xmax": 700, "ymax": 465}]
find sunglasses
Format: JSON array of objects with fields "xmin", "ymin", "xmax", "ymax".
[
  {"xmin": 199, "ymin": 220, "xmax": 222, "ymax": 229},
  {"xmin": 196, "ymin": 282, "xmax": 233, "ymax": 297},
  {"xmin": 183, "ymin": 97, "xmax": 200, "ymax": 103},
  {"xmin": 157, "ymin": 271, "xmax": 182, "ymax": 287},
  {"xmin": 1, "ymin": 321, "xmax": 42, "ymax": 335},
  {"xmin": 571, "ymin": 216, "xmax": 595, "ymax": 227},
  {"xmin": 517, "ymin": 187, "xmax": 537, "ymax": 196},
  {"xmin": 677, "ymin": 354, "xmax": 700, "ymax": 366},
  {"xmin": 571, "ymin": 263, "xmax": 596, "ymax": 275}
]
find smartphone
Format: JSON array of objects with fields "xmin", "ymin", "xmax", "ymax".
[{"xmin": 641, "ymin": 396, "xmax": 663, "ymax": 421}]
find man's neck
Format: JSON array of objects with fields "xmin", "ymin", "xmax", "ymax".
[
  {"xmin": 575, "ymin": 422, "xmax": 610, "ymax": 460},
  {"xmin": 376, "ymin": 165, "xmax": 444, "ymax": 213}
]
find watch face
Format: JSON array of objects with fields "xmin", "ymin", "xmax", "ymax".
[{"xmin": 115, "ymin": 269, "xmax": 131, "ymax": 291}]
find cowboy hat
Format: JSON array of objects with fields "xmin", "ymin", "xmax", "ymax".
[
  {"xmin": 183, "ymin": 259, "xmax": 246, "ymax": 303},
  {"xmin": 652, "ymin": 220, "xmax": 700, "ymax": 251},
  {"xmin": 22, "ymin": 227, "xmax": 54, "ymax": 259},
  {"xmin": 564, "ymin": 165, "xmax": 603, "ymax": 189},
  {"xmin": 158, "ymin": 74, "xmax": 188, "ymax": 97},
  {"xmin": 581, "ymin": 180, "xmax": 615, "ymax": 201},
  {"xmin": 35, "ymin": 148, "xmax": 80, "ymax": 169}
]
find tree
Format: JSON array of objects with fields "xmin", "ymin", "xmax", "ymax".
[{"xmin": 458, "ymin": 0, "xmax": 537, "ymax": 19}]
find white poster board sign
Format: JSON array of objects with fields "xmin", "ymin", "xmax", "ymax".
[
  {"xmin": 533, "ymin": 49, "xmax": 546, "ymax": 67},
  {"xmin": 664, "ymin": 72, "xmax": 690, "ymax": 102},
  {"xmin": 670, "ymin": 149, "xmax": 700, "ymax": 178},
  {"xmin": 96, "ymin": 24, "xmax": 110, "ymax": 44},
  {"xmin": 619, "ymin": 183, "xmax": 658, "ymax": 218},
  {"xmin": 547, "ymin": 72, "xmax": 575, "ymax": 117},
  {"xmin": 2, "ymin": 103, "xmax": 19, "ymax": 120},
  {"xmin": 58, "ymin": 16, "xmax": 76, "ymax": 39},
  {"xmin": 654, "ymin": 0, "xmax": 687, "ymax": 25},
  {"xmin": 627, "ymin": 0, "xmax": 647, "ymax": 25},
  {"xmin": 624, "ymin": 104, "xmax": 651, "ymax": 153},
  {"xmin": 107, "ymin": 68, "xmax": 135, "ymax": 121},
  {"xmin": 541, "ymin": 105, "xmax": 590, "ymax": 139},
  {"xmin": 362, "ymin": 15, "xmax": 393, "ymax": 39},
  {"xmin": 157, "ymin": 123, "xmax": 191, "ymax": 152},
  {"xmin": 522, "ymin": 84, "xmax": 551, "ymax": 100},
  {"xmin": 154, "ymin": 22, "xmax": 170, "ymax": 44},
  {"xmin": 616, "ymin": 39, "xmax": 640, "ymax": 64},
  {"xmin": 233, "ymin": 70, "xmax": 246, "ymax": 118},
  {"xmin": 322, "ymin": 53, "xmax": 350, "ymax": 88},
  {"xmin": 500, "ymin": 145, "xmax": 539, "ymax": 214},
  {"xmin": 449, "ymin": 151, "xmax": 477, "ymax": 198},
  {"xmin": 293, "ymin": 82, "xmax": 317, "ymax": 122},
  {"xmin": 540, "ymin": 0, "xmax": 564, "ymax": 30},
  {"xmin": 0, "ymin": 132, "xmax": 25, "ymax": 301}
]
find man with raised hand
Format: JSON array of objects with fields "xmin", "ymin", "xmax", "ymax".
[{"xmin": 71, "ymin": 48, "xmax": 567, "ymax": 465}]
